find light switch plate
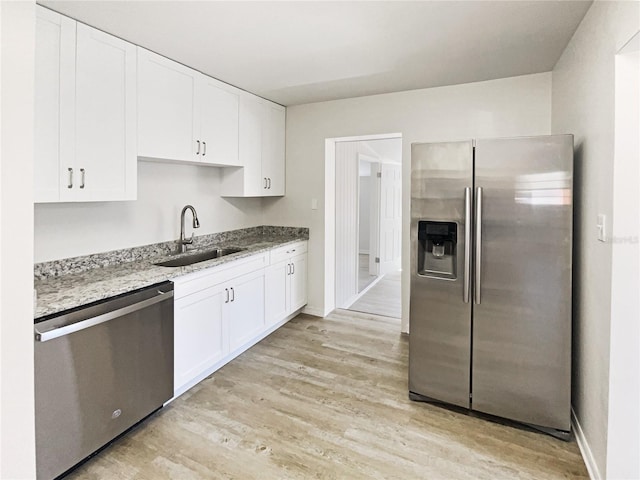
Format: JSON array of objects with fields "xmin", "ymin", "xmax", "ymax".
[
  {"xmin": 311, "ymin": 198, "xmax": 318, "ymax": 210},
  {"xmin": 597, "ymin": 214, "xmax": 606, "ymax": 242}
]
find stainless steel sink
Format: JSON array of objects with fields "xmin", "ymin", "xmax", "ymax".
[{"xmin": 154, "ymin": 247, "xmax": 245, "ymax": 267}]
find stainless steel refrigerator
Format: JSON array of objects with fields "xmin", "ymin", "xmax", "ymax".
[{"xmin": 409, "ymin": 135, "xmax": 573, "ymax": 438}]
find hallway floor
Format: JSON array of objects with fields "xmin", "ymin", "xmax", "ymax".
[{"xmin": 350, "ymin": 269, "xmax": 402, "ymax": 319}]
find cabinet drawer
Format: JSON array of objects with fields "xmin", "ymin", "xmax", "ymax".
[
  {"xmin": 270, "ymin": 241, "xmax": 307, "ymax": 265},
  {"xmin": 172, "ymin": 253, "xmax": 267, "ymax": 299}
]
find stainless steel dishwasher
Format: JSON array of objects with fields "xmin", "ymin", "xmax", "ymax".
[{"xmin": 34, "ymin": 281, "xmax": 174, "ymax": 480}]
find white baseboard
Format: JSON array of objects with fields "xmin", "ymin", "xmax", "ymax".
[
  {"xmin": 572, "ymin": 407, "xmax": 602, "ymax": 480},
  {"xmin": 302, "ymin": 305, "xmax": 324, "ymax": 317}
]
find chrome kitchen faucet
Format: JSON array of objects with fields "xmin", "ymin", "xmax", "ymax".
[{"xmin": 179, "ymin": 205, "xmax": 200, "ymax": 253}]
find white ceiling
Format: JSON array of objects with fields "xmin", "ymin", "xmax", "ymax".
[{"xmin": 40, "ymin": 1, "xmax": 592, "ymax": 106}]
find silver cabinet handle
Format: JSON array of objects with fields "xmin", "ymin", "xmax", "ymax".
[
  {"xmin": 67, "ymin": 168, "xmax": 73, "ymax": 189},
  {"xmin": 34, "ymin": 291, "xmax": 173, "ymax": 342},
  {"xmin": 291, "ymin": 263, "xmax": 295, "ymax": 275},
  {"xmin": 202, "ymin": 141, "xmax": 206, "ymax": 157},
  {"xmin": 80, "ymin": 168, "xmax": 86, "ymax": 189},
  {"xmin": 475, "ymin": 187, "xmax": 483, "ymax": 304},
  {"xmin": 463, "ymin": 187, "xmax": 471, "ymax": 303},
  {"xmin": 230, "ymin": 287, "xmax": 235, "ymax": 302},
  {"xmin": 267, "ymin": 178, "xmax": 271, "ymax": 189},
  {"xmin": 264, "ymin": 178, "xmax": 268, "ymax": 189},
  {"xmin": 196, "ymin": 140, "xmax": 201, "ymax": 155},
  {"xmin": 225, "ymin": 288, "xmax": 229, "ymax": 303}
]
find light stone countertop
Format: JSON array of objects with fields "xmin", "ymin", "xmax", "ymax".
[{"xmin": 34, "ymin": 228, "xmax": 307, "ymax": 320}]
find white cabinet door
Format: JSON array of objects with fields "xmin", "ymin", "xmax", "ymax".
[
  {"xmin": 290, "ymin": 253, "xmax": 308, "ymax": 312},
  {"xmin": 265, "ymin": 260, "xmax": 289, "ymax": 327},
  {"xmin": 227, "ymin": 269, "xmax": 265, "ymax": 352},
  {"xmin": 34, "ymin": 7, "xmax": 75, "ymax": 203},
  {"xmin": 74, "ymin": 23, "xmax": 137, "ymax": 201},
  {"xmin": 222, "ymin": 95, "xmax": 285, "ymax": 197},
  {"xmin": 198, "ymin": 77, "xmax": 240, "ymax": 166},
  {"xmin": 239, "ymin": 94, "xmax": 263, "ymax": 195},
  {"xmin": 262, "ymin": 104, "xmax": 285, "ymax": 196},
  {"xmin": 174, "ymin": 284, "xmax": 226, "ymax": 393},
  {"xmin": 137, "ymin": 48, "xmax": 198, "ymax": 163}
]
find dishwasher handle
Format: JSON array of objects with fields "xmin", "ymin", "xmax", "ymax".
[{"xmin": 35, "ymin": 290, "xmax": 173, "ymax": 342}]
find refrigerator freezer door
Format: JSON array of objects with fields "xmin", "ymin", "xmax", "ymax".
[
  {"xmin": 472, "ymin": 135, "xmax": 573, "ymax": 431},
  {"xmin": 409, "ymin": 141, "xmax": 473, "ymax": 408}
]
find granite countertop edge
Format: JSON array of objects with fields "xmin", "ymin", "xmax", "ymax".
[{"xmin": 34, "ymin": 234, "xmax": 307, "ymax": 320}]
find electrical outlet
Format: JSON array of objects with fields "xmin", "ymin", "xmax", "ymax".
[{"xmin": 597, "ymin": 214, "xmax": 606, "ymax": 242}]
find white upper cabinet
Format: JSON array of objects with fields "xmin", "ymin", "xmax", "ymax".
[
  {"xmin": 221, "ymin": 94, "xmax": 286, "ymax": 197},
  {"xmin": 137, "ymin": 48, "xmax": 198, "ymax": 163},
  {"xmin": 34, "ymin": 7, "xmax": 75, "ymax": 203},
  {"xmin": 35, "ymin": 8, "xmax": 284, "ymax": 200},
  {"xmin": 262, "ymin": 104, "xmax": 286, "ymax": 196},
  {"xmin": 198, "ymin": 77, "xmax": 240, "ymax": 166},
  {"xmin": 137, "ymin": 48, "xmax": 240, "ymax": 166},
  {"xmin": 34, "ymin": 7, "xmax": 137, "ymax": 203},
  {"xmin": 73, "ymin": 23, "xmax": 137, "ymax": 201}
]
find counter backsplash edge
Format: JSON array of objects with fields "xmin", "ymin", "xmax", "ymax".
[{"xmin": 35, "ymin": 226, "xmax": 309, "ymax": 280}]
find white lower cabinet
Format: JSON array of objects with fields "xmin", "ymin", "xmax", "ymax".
[
  {"xmin": 290, "ymin": 254, "xmax": 308, "ymax": 312},
  {"xmin": 265, "ymin": 260, "xmax": 289, "ymax": 326},
  {"xmin": 174, "ymin": 284, "xmax": 227, "ymax": 392},
  {"xmin": 265, "ymin": 253, "xmax": 307, "ymax": 327},
  {"xmin": 172, "ymin": 243, "xmax": 306, "ymax": 398},
  {"xmin": 227, "ymin": 270, "xmax": 265, "ymax": 352}
]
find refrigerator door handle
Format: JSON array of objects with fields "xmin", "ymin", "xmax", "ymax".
[
  {"xmin": 475, "ymin": 187, "xmax": 483, "ymax": 304},
  {"xmin": 463, "ymin": 187, "xmax": 471, "ymax": 303}
]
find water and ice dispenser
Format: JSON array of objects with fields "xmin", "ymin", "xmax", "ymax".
[{"xmin": 417, "ymin": 221, "xmax": 457, "ymax": 279}]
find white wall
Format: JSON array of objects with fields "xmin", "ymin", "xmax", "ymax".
[
  {"xmin": 551, "ymin": 2, "xmax": 640, "ymax": 478},
  {"xmin": 0, "ymin": 1, "xmax": 37, "ymax": 477},
  {"xmin": 34, "ymin": 161, "xmax": 264, "ymax": 262},
  {"xmin": 264, "ymin": 72, "xmax": 552, "ymax": 328},
  {"xmin": 608, "ymin": 43, "xmax": 639, "ymax": 480}
]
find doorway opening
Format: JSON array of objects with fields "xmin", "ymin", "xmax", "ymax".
[{"xmin": 334, "ymin": 136, "xmax": 402, "ymax": 319}]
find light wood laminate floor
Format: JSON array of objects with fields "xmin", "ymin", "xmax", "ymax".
[
  {"xmin": 358, "ymin": 254, "xmax": 377, "ymax": 292},
  {"xmin": 350, "ymin": 270, "xmax": 401, "ymax": 319},
  {"xmin": 66, "ymin": 310, "xmax": 587, "ymax": 480}
]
